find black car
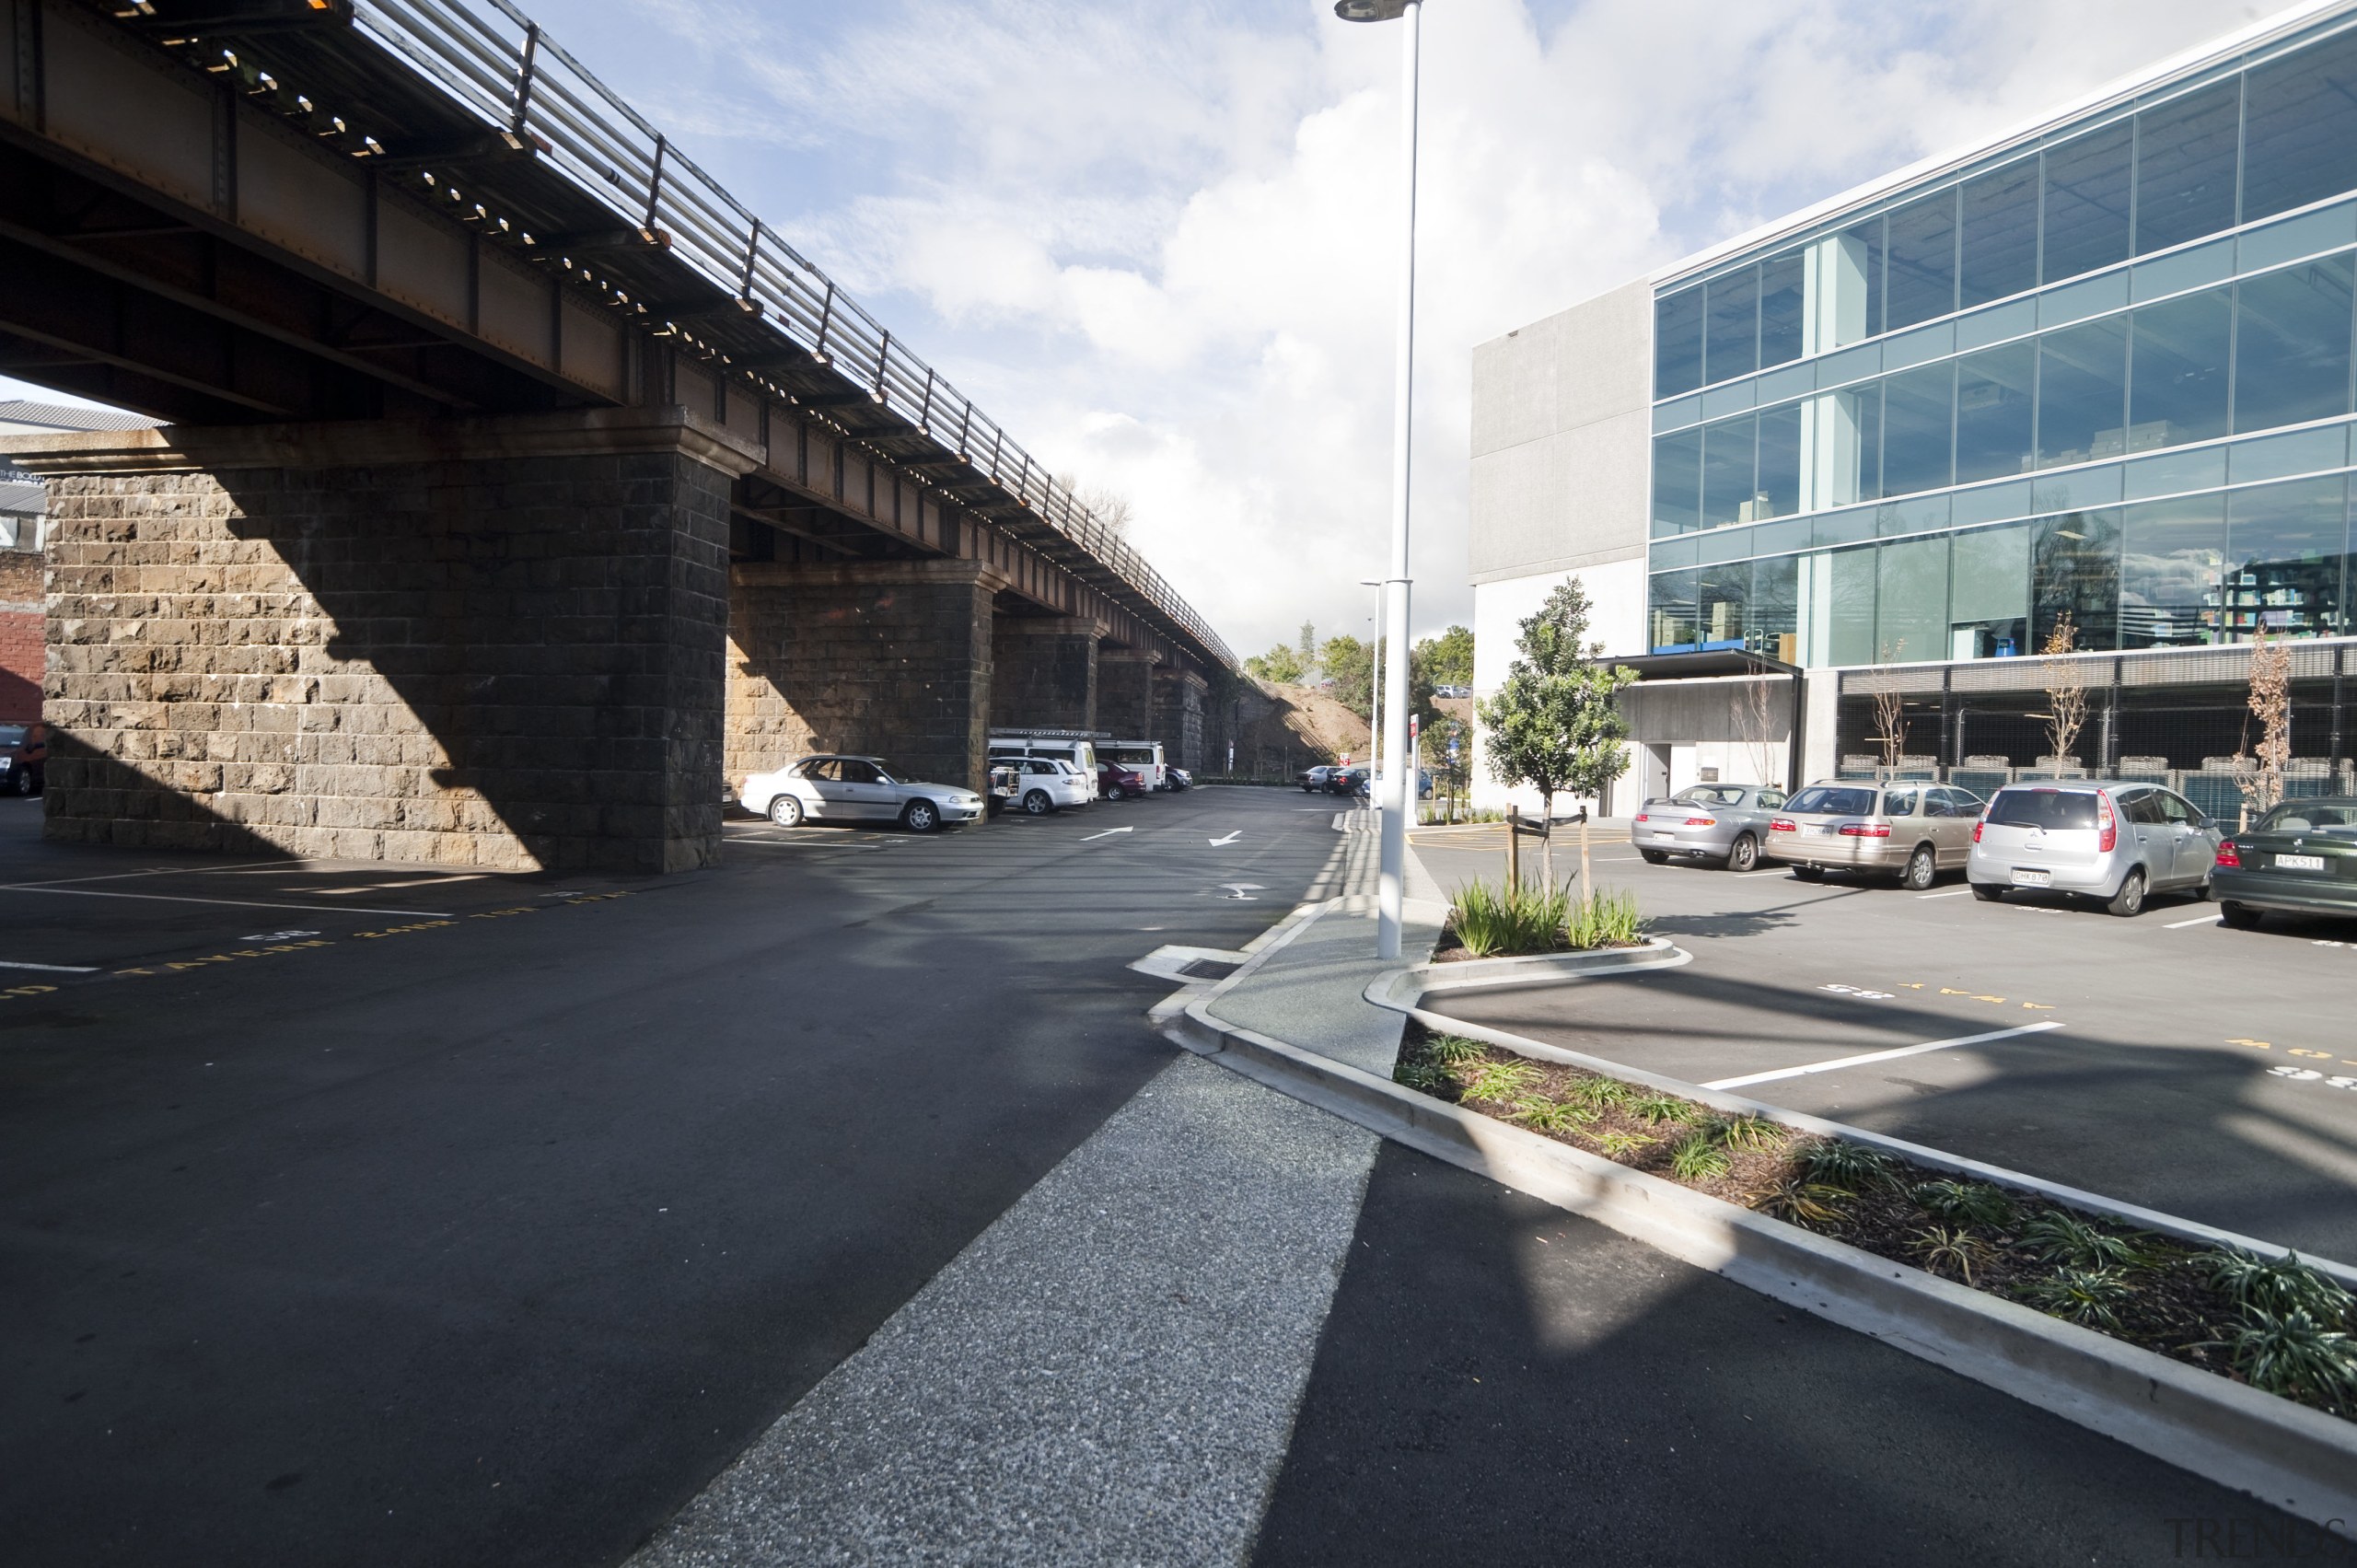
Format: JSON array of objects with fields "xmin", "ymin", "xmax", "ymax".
[
  {"xmin": 1326, "ymin": 765, "xmax": 1370, "ymax": 796},
  {"xmin": 1299, "ymin": 765, "xmax": 1336, "ymax": 793},
  {"xmin": 2213, "ymin": 796, "xmax": 2357, "ymax": 928},
  {"xmin": 0, "ymin": 722, "xmax": 43, "ymax": 796}
]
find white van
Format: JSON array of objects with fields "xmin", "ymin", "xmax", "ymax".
[
  {"xmin": 1104, "ymin": 741, "xmax": 1167, "ymax": 791},
  {"xmin": 988, "ymin": 733, "xmax": 1100, "ymax": 784}
]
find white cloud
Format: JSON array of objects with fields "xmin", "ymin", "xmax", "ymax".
[{"xmin": 548, "ymin": 0, "xmax": 2274, "ymax": 660}]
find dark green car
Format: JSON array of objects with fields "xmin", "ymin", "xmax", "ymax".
[{"xmin": 2212, "ymin": 796, "xmax": 2357, "ymax": 928}]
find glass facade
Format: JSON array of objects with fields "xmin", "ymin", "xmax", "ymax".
[{"xmin": 1646, "ymin": 20, "xmax": 2357, "ymax": 666}]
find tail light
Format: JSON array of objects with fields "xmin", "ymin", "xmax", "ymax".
[
  {"xmin": 1684, "ymin": 816, "xmax": 1716, "ymax": 827},
  {"xmin": 2216, "ymin": 840, "xmax": 2242, "ymax": 868},
  {"xmin": 2096, "ymin": 793, "xmax": 2117, "ymax": 854},
  {"xmin": 1770, "ymin": 818, "xmax": 1796, "ymax": 833},
  {"xmin": 1839, "ymin": 822, "xmax": 1892, "ymax": 838},
  {"xmin": 1634, "ymin": 812, "xmax": 1649, "ymax": 822},
  {"xmin": 1972, "ymin": 819, "xmax": 1984, "ymax": 843}
]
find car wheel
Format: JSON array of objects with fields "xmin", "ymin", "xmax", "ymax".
[
  {"xmin": 1022, "ymin": 790, "xmax": 1052, "ymax": 816},
  {"xmin": 900, "ymin": 798, "xmax": 942, "ymax": 833},
  {"xmin": 1901, "ymin": 844, "xmax": 1936, "ymax": 891},
  {"xmin": 1971, "ymin": 882, "xmax": 2005, "ymax": 902},
  {"xmin": 1727, "ymin": 832, "xmax": 1759, "ymax": 873},
  {"xmin": 2218, "ymin": 900, "xmax": 2262, "ymax": 929},
  {"xmin": 2106, "ymin": 867, "xmax": 2148, "ymax": 918},
  {"xmin": 1640, "ymin": 848, "xmax": 1669, "ymax": 865},
  {"xmin": 767, "ymin": 795, "xmax": 803, "ymax": 827},
  {"xmin": 7, "ymin": 771, "xmax": 27, "ymax": 797},
  {"xmin": 1792, "ymin": 865, "xmax": 1825, "ymax": 882}
]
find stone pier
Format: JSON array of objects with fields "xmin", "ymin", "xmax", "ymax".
[
  {"xmin": 987, "ymin": 615, "xmax": 1099, "ymax": 734},
  {"xmin": 1154, "ymin": 667, "xmax": 1209, "ymax": 772},
  {"xmin": 1097, "ymin": 649, "xmax": 1158, "ymax": 742}
]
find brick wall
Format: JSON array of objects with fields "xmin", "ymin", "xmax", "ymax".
[
  {"xmin": 726, "ymin": 560, "xmax": 996, "ymax": 796},
  {"xmin": 1154, "ymin": 668, "xmax": 1208, "ymax": 772},
  {"xmin": 34, "ymin": 413, "xmax": 746, "ymax": 871},
  {"xmin": 0, "ymin": 549, "xmax": 39, "ymax": 723},
  {"xmin": 987, "ymin": 617, "xmax": 1097, "ymax": 734},
  {"xmin": 1097, "ymin": 651, "xmax": 1156, "ymax": 742}
]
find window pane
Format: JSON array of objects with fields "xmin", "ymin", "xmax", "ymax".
[
  {"xmin": 1704, "ymin": 268, "xmax": 1759, "ymax": 384},
  {"xmin": 2129, "ymin": 286, "xmax": 2232, "ymax": 450},
  {"xmin": 2118, "ymin": 493, "xmax": 2224, "ymax": 648},
  {"xmin": 2224, "ymin": 475, "xmax": 2350, "ymax": 640},
  {"xmin": 1755, "ymin": 403, "xmax": 1802, "ymax": 520},
  {"xmin": 2035, "ymin": 317, "xmax": 2128, "ymax": 469},
  {"xmin": 1759, "ymin": 251, "xmax": 1805, "ymax": 367},
  {"xmin": 2043, "ymin": 121, "xmax": 2133, "ymax": 283},
  {"xmin": 2134, "ymin": 80, "xmax": 2241, "ymax": 254},
  {"xmin": 1829, "ymin": 546, "xmax": 1878, "ymax": 666},
  {"xmin": 1961, "ymin": 160, "xmax": 2039, "ymax": 308},
  {"xmin": 1880, "ymin": 363, "xmax": 1954, "ymax": 497},
  {"xmin": 2234, "ymin": 256, "xmax": 2356, "ymax": 434},
  {"xmin": 1700, "ymin": 563, "xmax": 1749, "ymax": 647},
  {"xmin": 1876, "ymin": 536, "xmax": 1950, "ymax": 662},
  {"xmin": 1701, "ymin": 414, "xmax": 1758, "ymax": 527},
  {"xmin": 1652, "ymin": 430, "xmax": 1702, "ymax": 535},
  {"xmin": 1650, "ymin": 568, "xmax": 1702, "ymax": 650},
  {"xmin": 1955, "ymin": 342, "xmax": 2035, "ymax": 484},
  {"xmin": 1887, "ymin": 189, "xmax": 1958, "ymax": 331},
  {"xmin": 2242, "ymin": 30, "xmax": 2357, "ymax": 225},
  {"xmin": 2032, "ymin": 510, "xmax": 2122, "ymax": 651},
  {"xmin": 1751, "ymin": 554, "xmax": 1801, "ymax": 660},
  {"xmin": 1951, "ymin": 522, "xmax": 2031, "ymax": 657},
  {"xmin": 1655, "ymin": 285, "xmax": 1704, "ymax": 398}
]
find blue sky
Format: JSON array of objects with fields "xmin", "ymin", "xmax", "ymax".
[{"xmin": 8, "ymin": 0, "xmax": 2282, "ymax": 656}]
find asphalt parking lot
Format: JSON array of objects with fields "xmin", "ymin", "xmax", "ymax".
[
  {"xmin": 0, "ymin": 785, "xmax": 1348, "ymax": 1568},
  {"xmin": 1411, "ymin": 823, "xmax": 2357, "ymax": 1261}
]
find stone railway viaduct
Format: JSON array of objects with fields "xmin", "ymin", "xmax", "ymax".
[{"xmin": 0, "ymin": 0, "xmax": 1237, "ymax": 871}]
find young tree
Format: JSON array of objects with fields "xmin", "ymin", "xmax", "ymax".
[
  {"xmin": 2039, "ymin": 614, "xmax": 2089, "ymax": 772},
  {"xmin": 1417, "ymin": 624, "xmax": 1474, "ymax": 690},
  {"xmin": 1296, "ymin": 621, "xmax": 1317, "ymax": 677},
  {"xmin": 1245, "ymin": 643, "xmax": 1305, "ymax": 685},
  {"xmin": 1870, "ymin": 640, "xmax": 1909, "ymax": 769},
  {"xmin": 1319, "ymin": 633, "xmax": 1374, "ymax": 718},
  {"xmin": 1476, "ymin": 580, "xmax": 1636, "ymax": 900},
  {"xmin": 1737, "ymin": 673, "xmax": 1781, "ymax": 787},
  {"xmin": 2235, "ymin": 625, "xmax": 2293, "ymax": 830}
]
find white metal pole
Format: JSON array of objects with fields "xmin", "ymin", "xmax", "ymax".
[
  {"xmin": 1367, "ymin": 582, "xmax": 1384, "ymax": 781},
  {"xmin": 1376, "ymin": 0, "xmax": 1419, "ymax": 959}
]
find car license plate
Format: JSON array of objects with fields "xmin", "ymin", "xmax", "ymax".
[
  {"xmin": 2011, "ymin": 867, "xmax": 2052, "ymax": 887},
  {"xmin": 1652, "ymin": 831, "xmax": 1678, "ymax": 842},
  {"xmin": 1805, "ymin": 823, "xmax": 1834, "ymax": 836},
  {"xmin": 2276, "ymin": 853, "xmax": 2327, "ymax": 872}
]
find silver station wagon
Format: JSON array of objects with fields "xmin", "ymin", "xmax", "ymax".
[
  {"xmin": 1632, "ymin": 784, "xmax": 1788, "ymax": 872},
  {"xmin": 1766, "ymin": 780, "xmax": 1987, "ymax": 890},
  {"xmin": 1967, "ymin": 783, "xmax": 2221, "ymax": 916}
]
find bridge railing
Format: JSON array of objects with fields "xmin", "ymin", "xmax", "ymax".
[{"xmin": 352, "ymin": 0, "xmax": 1236, "ymax": 669}]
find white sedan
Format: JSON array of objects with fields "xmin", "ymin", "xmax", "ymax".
[{"xmin": 740, "ymin": 754, "xmax": 985, "ymax": 832}]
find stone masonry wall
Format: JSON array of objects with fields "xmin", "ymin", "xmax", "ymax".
[
  {"xmin": 1097, "ymin": 651, "xmax": 1156, "ymax": 743},
  {"xmin": 987, "ymin": 618, "xmax": 1097, "ymax": 734},
  {"xmin": 1154, "ymin": 668, "xmax": 1208, "ymax": 772},
  {"xmin": 726, "ymin": 560, "xmax": 995, "ymax": 796},
  {"xmin": 40, "ymin": 427, "xmax": 737, "ymax": 871}
]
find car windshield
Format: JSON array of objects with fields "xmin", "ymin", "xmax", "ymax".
[
  {"xmin": 0, "ymin": 726, "xmax": 22, "ymax": 747},
  {"xmin": 1785, "ymin": 786, "xmax": 1876, "ymax": 816},
  {"xmin": 1987, "ymin": 789, "xmax": 2101, "ymax": 830},
  {"xmin": 2258, "ymin": 801, "xmax": 2357, "ymax": 834},
  {"xmin": 1671, "ymin": 786, "xmax": 1744, "ymax": 807}
]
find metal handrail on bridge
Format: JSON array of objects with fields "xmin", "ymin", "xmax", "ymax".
[{"xmin": 350, "ymin": 0, "xmax": 1236, "ymax": 670}]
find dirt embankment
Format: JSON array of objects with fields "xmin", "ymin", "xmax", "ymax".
[{"xmin": 1225, "ymin": 680, "xmax": 1369, "ymax": 776}]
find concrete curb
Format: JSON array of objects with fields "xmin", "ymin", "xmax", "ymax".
[{"xmin": 1163, "ymin": 936, "xmax": 2357, "ymax": 1530}]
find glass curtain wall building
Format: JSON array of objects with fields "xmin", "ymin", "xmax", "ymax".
[{"xmin": 1645, "ymin": 17, "xmax": 2357, "ymax": 669}]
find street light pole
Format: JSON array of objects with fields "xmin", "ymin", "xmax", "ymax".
[
  {"xmin": 1359, "ymin": 577, "xmax": 1385, "ymax": 782},
  {"xmin": 1337, "ymin": 0, "xmax": 1422, "ymax": 958}
]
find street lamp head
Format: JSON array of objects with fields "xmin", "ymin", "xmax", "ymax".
[{"xmin": 1334, "ymin": 0, "xmax": 1415, "ymax": 19}]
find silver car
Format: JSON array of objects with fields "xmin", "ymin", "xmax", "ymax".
[
  {"xmin": 1967, "ymin": 782, "xmax": 2222, "ymax": 916},
  {"xmin": 1632, "ymin": 784, "xmax": 1787, "ymax": 872},
  {"xmin": 1766, "ymin": 780, "xmax": 1987, "ymax": 889},
  {"xmin": 738, "ymin": 754, "xmax": 986, "ymax": 832}
]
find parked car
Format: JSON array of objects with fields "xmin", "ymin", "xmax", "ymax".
[
  {"xmin": 1767, "ymin": 780, "xmax": 1986, "ymax": 889},
  {"xmin": 2212, "ymin": 796, "xmax": 2357, "ymax": 928},
  {"xmin": 1098, "ymin": 761, "xmax": 1149, "ymax": 800},
  {"xmin": 1165, "ymin": 767, "xmax": 1193, "ymax": 792},
  {"xmin": 0, "ymin": 722, "xmax": 44, "ymax": 796},
  {"xmin": 1353, "ymin": 767, "xmax": 1434, "ymax": 800},
  {"xmin": 739, "ymin": 754, "xmax": 985, "ymax": 832},
  {"xmin": 1325, "ymin": 764, "xmax": 1370, "ymax": 796},
  {"xmin": 988, "ymin": 735, "xmax": 1099, "ymax": 780},
  {"xmin": 989, "ymin": 754, "xmax": 1093, "ymax": 816},
  {"xmin": 1434, "ymin": 683, "xmax": 1473, "ymax": 699},
  {"xmin": 1634, "ymin": 783, "xmax": 1788, "ymax": 872},
  {"xmin": 1966, "ymin": 782, "xmax": 2221, "ymax": 916},
  {"xmin": 1299, "ymin": 765, "xmax": 1337, "ymax": 793}
]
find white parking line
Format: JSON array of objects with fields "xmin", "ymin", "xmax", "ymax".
[
  {"xmin": 2165, "ymin": 912, "xmax": 2223, "ymax": 928},
  {"xmin": 1917, "ymin": 889, "xmax": 1973, "ymax": 899},
  {"xmin": 0, "ymin": 888, "xmax": 457, "ymax": 918},
  {"xmin": 1702, "ymin": 1020, "xmax": 2066, "ymax": 1091},
  {"xmin": 0, "ymin": 958, "xmax": 99, "ymax": 972},
  {"xmin": 4, "ymin": 857, "xmax": 299, "ymax": 889}
]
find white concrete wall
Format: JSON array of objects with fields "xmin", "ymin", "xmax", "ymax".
[{"xmin": 1469, "ymin": 561, "xmax": 1651, "ymax": 815}]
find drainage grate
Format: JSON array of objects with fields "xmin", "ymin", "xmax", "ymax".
[{"xmin": 1180, "ymin": 958, "xmax": 1241, "ymax": 981}]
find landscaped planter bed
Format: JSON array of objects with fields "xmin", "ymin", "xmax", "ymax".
[{"xmin": 1395, "ymin": 1024, "xmax": 2357, "ymax": 1425}]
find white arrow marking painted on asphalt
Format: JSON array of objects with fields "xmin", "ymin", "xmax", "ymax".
[
  {"xmin": 1219, "ymin": 883, "xmax": 1265, "ymax": 900},
  {"xmin": 1083, "ymin": 827, "xmax": 1135, "ymax": 842},
  {"xmin": 1208, "ymin": 831, "xmax": 1242, "ymax": 846}
]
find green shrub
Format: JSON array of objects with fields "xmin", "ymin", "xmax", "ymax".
[
  {"xmin": 1562, "ymin": 1074, "xmax": 1634, "ymax": 1109},
  {"xmin": 1514, "ymin": 1098, "xmax": 1598, "ymax": 1134},
  {"xmin": 1910, "ymin": 1179, "xmax": 2017, "ymax": 1228},
  {"xmin": 1423, "ymin": 1034, "xmax": 1487, "ymax": 1066},
  {"xmin": 2018, "ymin": 1212, "xmax": 2150, "ymax": 1271},
  {"xmin": 2026, "ymin": 1266, "xmax": 2137, "ymax": 1330},
  {"xmin": 1631, "ymin": 1092, "xmax": 1699, "ymax": 1125},
  {"xmin": 1910, "ymin": 1225, "xmax": 1994, "ymax": 1285},
  {"xmin": 1704, "ymin": 1113, "xmax": 1787, "ymax": 1153},
  {"xmin": 1591, "ymin": 1129, "xmax": 1652, "ymax": 1157},
  {"xmin": 1394, "ymin": 1060, "xmax": 1454, "ymax": 1096},
  {"xmin": 1450, "ymin": 878, "xmax": 1570, "ymax": 958},
  {"xmin": 1796, "ymin": 1139, "xmax": 1899, "ymax": 1192},
  {"xmin": 1757, "ymin": 1179, "xmax": 1849, "ymax": 1227},
  {"xmin": 1669, "ymin": 1132, "xmax": 1732, "ymax": 1181},
  {"xmin": 2224, "ymin": 1307, "xmax": 2357, "ymax": 1407},
  {"xmin": 1564, "ymin": 889, "xmax": 1647, "ymax": 950},
  {"xmin": 1462, "ymin": 1059, "xmax": 1541, "ymax": 1104},
  {"xmin": 2208, "ymin": 1249, "xmax": 2355, "ymax": 1324}
]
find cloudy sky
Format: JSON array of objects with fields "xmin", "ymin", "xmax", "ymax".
[{"xmin": 6, "ymin": 0, "xmax": 2282, "ymax": 658}]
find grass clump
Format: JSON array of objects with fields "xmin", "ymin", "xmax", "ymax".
[
  {"xmin": 1562, "ymin": 1074, "xmax": 1634, "ymax": 1109},
  {"xmin": 1564, "ymin": 889, "xmax": 1647, "ymax": 951},
  {"xmin": 1757, "ymin": 1179, "xmax": 1849, "ymax": 1227},
  {"xmin": 1910, "ymin": 1225, "xmax": 1995, "ymax": 1286},
  {"xmin": 1630, "ymin": 1091, "xmax": 1699, "ymax": 1125},
  {"xmin": 1462, "ymin": 1060, "xmax": 1541, "ymax": 1104},
  {"xmin": 2026, "ymin": 1266, "xmax": 2138, "ymax": 1330},
  {"xmin": 1669, "ymin": 1132, "xmax": 1732, "ymax": 1182},
  {"xmin": 1705, "ymin": 1113, "xmax": 1787, "ymax": 1153},
  {"xmin": 1514, "ymin": 1098, "xmax": 1599, "ymax": 1134},
  {"xmin": 1590, "ymin": 1129, "xmax": 1653, "ymax": 1158},
  {"xmin": 2223, "ymin": 1308, "xmax": 2357, "ymax": 1408},
  {"xmin": 1795, "ymin": 1138, "xmax": 1900, "ymax": 1192},
  {"xmin": 1910, "ymin": 1179, "xmax": 2016, "ymax": 1228},
  {"xmin": 1424, "ymin": 1034, "xmax": 1487, "ymax": 1066},
  {"xmin": 2017, "ymin": 1211, "xmax": 2151, "ymax": 1271},
  {"xmin": 1450, "ymin": 878, "xmax": 1570, "ymax": 958},
  {"xmin": 2208, "ymin": 1249, "xmax": 2355, "ymax": 1322}
]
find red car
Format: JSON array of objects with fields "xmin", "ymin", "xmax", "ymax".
[{"xmin": 1097, "ymin": 762, "xmax": 1147, "ymax": 800}]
